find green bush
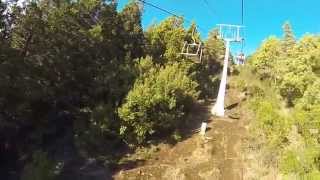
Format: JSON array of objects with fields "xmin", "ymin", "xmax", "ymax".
[
  {"xmin": 171, "ymin": 130, "xmax": 182, "ymax": 142},
  {"xmin": 303, "ymin": 170, "xmax": 320, "ymax": 180},
  {"xmin": 294, "ymin": 105, "xmax": 320, "ymax": 145},
  {"xmin": 21, "ymin": 151, "xmax": 56, "ymax": 180},
  {"xmin": 280, "ymin": 150, "xmax": 304, "ymax": 175},
  {"xmin": 233, "ymin": 66, "xmax": 266, "ymax": 97},
  {"xmin": 190, "ymin": 63, "xmax": 220, "ymax": 99},
  {"xmin": 249, "ymin": 36, "xmax": 282, "ymax": 79},
  {"xmin": 280, "ymin": 148, "xmax": 320, "ymax": 177},
  {"xmin": 296, "ymin": 80, "xmax": 320, "ymax": 110},
  {"xmin": 119, "ymin": 63, "xmax": 199, "ymax": 144},
  {"xmin": 134, "ymin": 56, "xmax": 157, "ymax": 77},
  {"xmin": 277, "ymin": 65, "xmax": 314, "ymax": 106},
  {"xmin": 235, "ymin": 79, "xmax": 247, "ymax": 92},
  {"xmin": 250, "ymin": 98, "xmax": 290, "ymax": 148}
]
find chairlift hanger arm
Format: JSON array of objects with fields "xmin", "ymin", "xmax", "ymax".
[{"xmin": 217, "ymin": 24, "xmax": 245, "ymax": 28}]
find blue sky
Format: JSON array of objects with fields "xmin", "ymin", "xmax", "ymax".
[{"xmin": 117, "ymin": 0, "xmax": 320, "ymax": 55}]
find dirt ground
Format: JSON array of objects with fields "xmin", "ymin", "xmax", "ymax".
[{"xmin": 113, "ymin": 82, "xmax": 250, "ymax": 180}]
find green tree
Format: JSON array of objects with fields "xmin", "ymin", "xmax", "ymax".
[
  {"xmin": 0, "ymin": 0, "xmax": 146, "ymax": 167},
  {"xmin": 282, "ymin": 21, "xmax": 296, "ymax": 54},
  {"xmin": 250, "ymin": 36, "xmax": 282, "ymax": 80},
  {"xmin": 276, "ymin": 56, "xmax": 315, "ymax": 106},
  {"xmin": 119, "ymin": 62, "xmax": 199, "ymax": 144},
  {"xmin": 119, "ymin": 1, "xmax": 145, "ymax": 59},
  {"xmin": 204, "ymin": 28, "xmax": 225, "ymax": 65},
  {"xmin": 0, "ymin": 1, "xmax": 227, "ymax": 178},
  {"xmin": 295, "ymin": 35, "xmax": 320, "ymax": 75},
  {"xmin": 248, "ymin": 23, "xmax": 320, "ymax": 178},
  {"xmin": 145, "ymin": 16, "xmax": 185, "ymax": 64},
  {"xmin": 296, "ymin": 79, "xmax": 320, "ymax": 110}
]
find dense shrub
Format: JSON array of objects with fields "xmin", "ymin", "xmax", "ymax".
[
  {"xmin": 145, "ymin": 17, "xmax": 186, "ymax": 64},
  {"xmin": 249, "ymin": 36, "xmax": 282, "ymax": 79},
  {"xmin": 296, "ymin": 80, "xmax": 320, "ymax": 110},
  {"xmin": 21, "ymin": 151, "xmax": 56, "ymax": 180},
  {"xmin": 188, "ymin": 63, "xmax": 221, "ymax": 99},
  {"xmin": 294, "ymin": 106, "xmax": 320, "ymax": 145},
  {"xmin": 250, "ymin": 98, "xmax": 290, "ymax": 148},
  {"xmin": 235, "ymin": 79, "xmax": 247, "ymax": 92},
  {"xmin": 0, "ymin": 0, "xmax": 223, "ymax": 178},
  {"xmin": 276, "ymin": 56, "xmax": 315, "ymax": 106},
  {"xmin": 118, "ymin": 63, "xmax": 199, "ymax": 144},
  {"xmin": 280, "ymin": 148, "xmax": 320, "ymax": 178},
  {"xmin": 246, "ymin": 22, "xmax": 320, "ymax": 178}
]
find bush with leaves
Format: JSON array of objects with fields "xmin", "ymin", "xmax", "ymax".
[
  {"xmin": 21, "ymin": 151, "xmax": 56, "ymax": 180},
  {"xmin": 134, "ymin": 56, "xmax": 157, "ymax": 77},
  {"xmin": 0, "ymin": 1, "xmax": 147, "ymax": 178},
  {"xmin": 294, "ymin": 105, "xmax": 320, "ymax": 144},
  {"xmin": 250, "ymin": 22, "xmax": 319, "ymax": 106},
  {"xmin": 118, "ymin": 62, "xmax": 199, "ymax": 144},
  {"xmin": 145, "ymin": 17, "xmax": 186, "ymax": 64},
  {"xmin": 281, "ymin": 90, "xmax": 320, "ymax": 178},
  {"xmin": 280, "ymin": 147, "xmax": 320, "ymax": 178},
  {"xmin": 0, "ymin": 0, "xmax": 235, "ymax": 178},
  {"xmin": 296, "ymin": 79, "xmax": 320, "ymax": 110},
  {"xmin": 250, "ymin": 97, "xmax": 290, "ymax": 148},
  {"xmin": 247, "ymin": 22, "xmax": 320, "ymax": 178},
  {"xmin": 276, "ymin": 56, "xmax": 316, "ymax": 106},
  {"xmin": 249, "ymin": 36, "xmax": 282, "ymax": 79}
]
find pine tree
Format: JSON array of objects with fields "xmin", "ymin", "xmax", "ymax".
[
  {"xmin": 282, "ymin": 21, "xmax": 296, "ymax": 53},
  {"xmin": 119, "ymin": 1, "xmax": 145, "ymax": 60}
]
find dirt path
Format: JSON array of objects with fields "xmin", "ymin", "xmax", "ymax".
[{"xmin": 114, "ymin": 83, "xmax": 249, "ymax": 180}]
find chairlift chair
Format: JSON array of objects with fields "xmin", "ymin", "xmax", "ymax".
[
  {"xmin": 180, "ymin": 27, "xmax": 203, "ymax": 63},
  {"xmin": 181, "ymin": 41, "xmax": 203, "ymax": 63},
  {"xmin": 236, "ymin": 37, "xmax": 246, "ymax": 65},
  {"xmin": 236, "ymin": 52, "xmax": 245, "ymax": 65}
]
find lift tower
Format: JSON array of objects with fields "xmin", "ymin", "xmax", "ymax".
[{"xmin": 211, "ymin": 24, "xmax": 244, "ymax": 117}]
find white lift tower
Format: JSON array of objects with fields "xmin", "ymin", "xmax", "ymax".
[{"xmin": 211, "ymin": 24, "xmax": 244, "ymax": 117}]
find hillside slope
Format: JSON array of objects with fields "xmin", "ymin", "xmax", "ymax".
[{"xmin": 114, "ymin": 76, "xmax": 250, "ymax": 180}]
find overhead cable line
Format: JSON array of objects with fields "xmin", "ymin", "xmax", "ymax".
[
  {"xmin": 241, "ymin": 0, "xmax": 244, "ymax": 25},
  {"xmin": 201, "ymin": 0, "xmax": 216, "ymax": 17},
  {"xmin": 138, "ymin": 0, "xmax": 180, "ymax": 18},
  {"xmin": 241, "ymin": 0, "xmax": 245, "ymax": 53},
  {"xmin": 137, "ymin": 0, "xmax": 207, "ymax": 33}
]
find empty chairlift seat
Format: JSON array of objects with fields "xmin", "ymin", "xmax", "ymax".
[
  {"xmin": 180, "ymin": 41, "xmax": 203, "ymax": 63},
  {"xmin": 180, "ymin": 27, "xmax": 203, "ymax": 63}
]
